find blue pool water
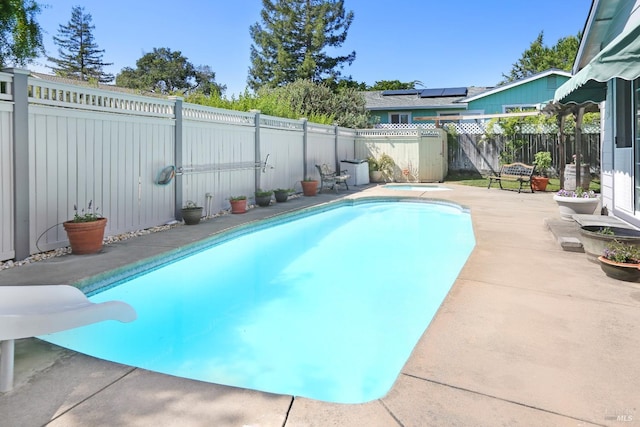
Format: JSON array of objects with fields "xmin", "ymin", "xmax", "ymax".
[
  {"xmin": 41, "ymin": 199, "xmax": 475, "ymax": 404},
  {"xmin": 383, "ymin": 184, "xmax": 451, "ymax": 192}
]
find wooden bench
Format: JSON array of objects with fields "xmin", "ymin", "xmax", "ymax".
[{"xmin": 487, "ymin": 162, "xmax": 535, "ymax": 193}]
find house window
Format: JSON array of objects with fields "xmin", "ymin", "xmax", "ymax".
[
  {"xmin": 633, "ymin": 78, "xmax": 640, "ymax": 211},
  {"xmin": 616, "ymin": 79, "xmax": 632, "ymax": 148},
  {"xmin": 504, "ymin": 105, "xmax": 537, "ymax": 113},
  {"xmin": 389, "ymin": 113, "xmax": 410, "ymax": 124},
  {"xmin": 436, "ymin": 112, "xmax": 459, "ymax": 124}
]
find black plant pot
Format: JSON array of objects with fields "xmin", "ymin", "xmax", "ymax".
[
  {"xmin": 255, "ymin": 194, "xmax": 272, "ymax": 207},
  {"xmin": 181, "ymin": 207, "xmax": 203, "ymax": 225},
  {"xmin": 274, "ymin": 190, "xmax": 289, "ymax": 203}
]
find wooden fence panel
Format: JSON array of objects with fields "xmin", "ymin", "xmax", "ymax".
[{"xmin": 448, "ymin": 132, "xmax": 601, "ymax": 176}]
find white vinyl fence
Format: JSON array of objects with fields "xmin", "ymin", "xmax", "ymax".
[
  {"xmin": 0, "ymin": 69, "xmax": 360, "ymax": 261},
  {"xmin": 0, "ymin": 69, "xmax": 451, "ymax": 262},
  {"xmin": 355, "ymin": 128, "xmax": 448, "ymax": 182}
]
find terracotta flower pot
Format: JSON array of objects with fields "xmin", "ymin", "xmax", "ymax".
[
  {"xmin": 531, "ymin": 176, "xmax": 549, "ymax": 191},
  {"xmin": 63, "ymin": 217, "xmax": 107, "ymax": 255},
  {"xmin": 598, "ymin": 256, "xmax": 640, "ymax": 282},
  {"xmin": 301, "ymin": 180, "xmax": 318, "ymax": 196},
  {"xmin": 230, "ymin": 199, "xmax": 247, "ymax": 214}
]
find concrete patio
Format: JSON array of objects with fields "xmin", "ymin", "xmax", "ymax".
[{"xmin": 1, "ymin": 183, "xmax": 639, "ymax": 426}]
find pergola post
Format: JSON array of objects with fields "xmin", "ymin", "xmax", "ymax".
[
  {"xmin": 557, "ymin": 114, "xmax": 566, "ymax": 188},
  {"xmin": 575, "ymin": 106, "xmax": 585, "ymax": 188}
]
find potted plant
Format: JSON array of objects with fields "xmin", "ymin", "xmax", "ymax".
[
  {"xmin": 273, "ymin": 188, "xmax": 292, "ymax": 203},
  {"xmin": 181, "ymin": 200, "xmax": 203, "ymax": 225},
  {"xmin": 63, "ymin": 201, "xmax": 107, "ymax": 255},
  {"xmin": 255, "ymin": 189, "xmax": 273, "ymax": 207},
  {"xmin": 367, "ymin": 154, "xmax": 395, "ymax": 182},
  {"xmin": 599, "ymin": 239, "xmax": 640, "ymax": 282},
  {"xmin": 531, "ymin": 151, "xmax": 552, "ymax": 191},
  {"xmin": 229, "ymin": 195, "xmax": 247, "ymax": 214},
  {"xmin": 301, "ymin": 177, "xmax": 318, "ymax": 196},
  {"xmin": 553, "ymin": 188, "xmax": 600, "ymax": 220},
  {"xmin": 579, "ymin": 225, "xmax": 640, "ymax": 263},
  {"xmin": 378, "ymin": 153, "xmax": 395, "ymax": 182},
  {"xmin": 367, "ymin": 156, "xmax": 383, "ymax": 182}
]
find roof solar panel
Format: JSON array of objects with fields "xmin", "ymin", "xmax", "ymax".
[
  {"xmin": 420, "ymin": 88, "xmax": 445, "ymax": 98},
  {"xmin": 381, "ymin": 89, "xmax": 419, "ymax": 96},
  {"xmin": 442, "ymin": 87, "xmax": 468, "ymax": 97}
]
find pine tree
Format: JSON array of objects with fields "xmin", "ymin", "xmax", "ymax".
[
  {"xmin": 501, "ymin": 31, "xmax": 580, "ymax": 84},
  {"xmin": 248, "ymin": 0, "xmax": 355, "ymax": 91},
  {"xmin": 48, "ymin": 6, "xmax": 113, "ymax": 83}
]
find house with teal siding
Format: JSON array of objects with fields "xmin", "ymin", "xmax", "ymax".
[{"xmin": 363, "ymin": 69, "xmax": 571, "ymax": 125}]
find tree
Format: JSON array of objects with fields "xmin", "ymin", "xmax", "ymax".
[
  {"xmin": 116, "ymin": 47, "xmax": 226, "ymax": 95},
  {"xmin": 248, "ymin": 0, "xmax": 355, "ymax": 91},
  {"xmin": 0, "ymin": 0, "xmax": 44, "ymax": 67},
  {"xmin": 501, "ymin": 31, "xmax": 580, "ymax": 83},
  {"xmin": 368, "ymin": 80, "xmax": 421, "ymax": 91},
  {"xmin": 325, "ymin": 77, "xmax": 367, "ymax": 92},
  {"xmin": 48, "ymin": 6, "xmax": 113, "ymax": 83},
  {"xmin": 193, "ymin": 65, "xmax": 226, "ymax": 96},
  {"xmin": 186, "ymin": 79, "xmax": 370, "ymax": 128}
]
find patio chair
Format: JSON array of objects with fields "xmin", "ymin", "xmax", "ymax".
[{"xmin": 315, "ymin": 164, "xmax": 350, "ymax": 193}]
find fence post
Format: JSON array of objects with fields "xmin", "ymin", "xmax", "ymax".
[
  {"xmin": 251, "ymin": 110, "xmax": 261, "ymax": 191},
  {"xmin": 302, "ymin": 118, "xmax": 308, "ymax": 178},
  {"xmin": 169, "ymin": 96, "xmax": 183, "ymax": 219},
  {"xmin": 334, "ymin": 125, "xmax": 339, "ymax": 171},
  {"xmin": 9, "ymin": 69, "xmax": 30, "ymax": 260}
]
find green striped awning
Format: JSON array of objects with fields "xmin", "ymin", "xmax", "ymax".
[{"xmin": 555, "ymin": 24, "xmax": 640, "ymax": 104}]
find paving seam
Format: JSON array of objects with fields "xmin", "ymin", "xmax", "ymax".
[
  {"xmin": 400, "ymin": 373, "xmax": 606, "ymax": 427},
  {"xmin": 44, "ymin": 367, "xmax": 137, "ymax": 426},
  {"xmin": 281, "ymin": 396, "xmax": 295, "ymax": 427},
  {"xmin": 457, "ymin": 278, "xmax": 640, "ymax": 309},
  {"xmin": 377, "ymin": 398, "xmax": 405, "ymax": 427}
]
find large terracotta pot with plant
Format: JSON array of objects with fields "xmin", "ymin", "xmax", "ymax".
[
  {"xmin": 531, "ymin": 151, "xmax": 551, "ymax": 191},
  {"xmin": 229, "ymin": 196, "xmax": 247, "ymax": 214},
  {"xmin": 63, "ymin": 201, "xmax": 107, "ymax": 254},
  {"xmin": 301, "ymin": 178, "xmax": 318, "ymax": 196}
]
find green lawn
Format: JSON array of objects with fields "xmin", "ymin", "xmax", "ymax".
[{"xmin": 444, "ymin": 172, "xmax": 600, "ymax": 193}]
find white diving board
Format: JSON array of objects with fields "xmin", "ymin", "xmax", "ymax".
[{"xmin": 0, "ymin": 285, "xmax": 136, "ymax": 392}]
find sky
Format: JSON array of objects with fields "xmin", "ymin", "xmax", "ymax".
[{"xmin": 30, "ymin": 0, "xmax": 592, "ymax": 97}]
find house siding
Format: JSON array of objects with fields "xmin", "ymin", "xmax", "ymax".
[
  {"xmin": 467, "ymin": 76, "xmax": 570, "ymax": 113},
  {"xmin": 366, "ymin": 71, "xmax": 570, "ymax": 125}
]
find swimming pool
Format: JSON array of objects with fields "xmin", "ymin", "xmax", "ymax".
[
  {"xmin": 41, "ymin": 198, "xmax": 475, "ymax": 404},
  {"xmin": 382, "ymin": 184, "xmax": 451, "ymax": 192}
]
